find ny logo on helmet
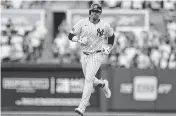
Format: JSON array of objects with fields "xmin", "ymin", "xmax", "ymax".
[
  {"xmin": 94, "ymin": 5, "xmax": 98, "ymax": 9},
  {"xmin": 97, "ymin": 28, "xmax": 104, "ymax": 37}
]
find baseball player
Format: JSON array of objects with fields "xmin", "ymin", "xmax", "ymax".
[{"xmin": 68, "ymin": 3, "xmax": 115, "ymax": 116}]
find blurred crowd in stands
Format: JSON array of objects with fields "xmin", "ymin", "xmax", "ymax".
[
  {"xmin": 1, "ymin": 0, "xmax": 176, "ymax": 69},
  {"xmin": 1, "ymin": 18, "xmax": 47, "ymax": 62},
  {"xmin": 1, "ymin": 0, "xmax": 47, "ymax": 9},
  {"xmin": 109, "ymin": 23, "xmax": 176, "ymax": 69},
  {"xmin": 52, "ymin": 19, "xmax": 80, "ymax": 64},
  {"xmin": 1, "ymin": 0, "xmax": 176, "ymax": 11}
]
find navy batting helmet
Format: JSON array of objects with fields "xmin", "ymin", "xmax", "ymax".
[{"xmin": 89, "ymin": 3, "xmax": 102, "ymax": 15}]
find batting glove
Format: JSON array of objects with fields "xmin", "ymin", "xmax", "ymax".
[
  {"xmin": 77, "ymin": 37, "xmax": 88, "ymax": 45},
  {"xmin": 102, "ymin": 45, "xmax": 111, "ymax": 55}
]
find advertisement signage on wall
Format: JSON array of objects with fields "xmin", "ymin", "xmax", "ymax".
[
  {"xmin": 1, "ymin": 9, "xmax": 45, "ymax": 31},
  {"xmin": 1, "ymin": 65, "xmax": 100, "ymax": 111},
  {"xmin": 133, "ymin": 76, "xmax": 158, "ymax": 101},
  {"xmin": 120, "ymin": 76, "xmax": 172, "ymax": 101},
  {"xmin": 67, "ymin": 9, "xmax": 149, "ymax": 31},
  {"xmin": 102, "ymin": 67, "xmax": 176, "ymax": 111},
  {"xmin": 3, "ymin": 78, "xmax": 49, "ymax": 93},
  {"xmin": 2, "ymin": 77, "xmax": 84, "ymax": 107}
]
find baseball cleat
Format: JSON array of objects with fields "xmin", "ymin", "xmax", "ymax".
[
  {"xmin": 102, "ymin": 79, "xmax": 111, "ymax": 98},
  {"xmin": 96, "ymin": 78, "xmax": 105, "ymax": 88},
  {"xmin": 96, "ymin": 82, "xmax": 105, "ymax": 88},
  {"xmin": 75, "ymin": 108, "xmax": 84, "ymax": 116}
]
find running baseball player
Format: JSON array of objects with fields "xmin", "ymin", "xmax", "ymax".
[{"xmin": 68, "ymin": 3, "xmax": 115, "ymax": 116}]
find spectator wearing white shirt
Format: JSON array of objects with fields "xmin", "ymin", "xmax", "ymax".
[
  {"xmin": 53, "ymin": 28, "xmax": 70, "ymax": 63},
  {"xmin": 10, "ymin": 31, "xmax": 24, "ymax": 62},
  {"xmin": 138, "ymin": 30, "xmax": 149, "ymax": 50},
  {"xmin": 132, "ymin": 0, "xmax": 144, "ymax": 9},
  {"xmin": 117, "ymin": 32, "xmax": 128, "ymax": 52},
  {"xmin": 159, "ymin": 39, "xmax": 172, "ymax": 69},
  {"xmin": 11, "ymin": 0, "xmax": 23, "ymax": 9},
  {"xmin": 149, "ymin": 1, "xmax": 163, "ymax": 11},
  {"xmin": 121, "ymin": 1, "xmax": 132, "ymax": 9},
  {"xmin": 150, "ymin": 46, "xmax": 161, "ymax": 68},
  {"xmin": 167, "ymin": 19, "xmax": 176, "ymax": 43},
  {"xmin": 148, "ymin": 24, "xmax": 161, "ymax": 48},
  {"xmin": 35, "ymin": 21, "xmax": 47, "ymax": 60},
  {"xmin": 1, "ymin": 32, "xmax": 11, "ymax": 62},
  {"xmin": 137, "ymin": 48, "xmax": 151, "ymax": 69},
  {"xmin": 124, "ymin": 45, "xmax": 138, "ymax": 68},
  {"xmin": 163, "ymin": 0, "xmax": 176, "ymax": 10},
  {"xmin": 28, "ymin": 27, "xmax": 41, "ymax": 61},
  {"xmin": 54, "ymin": 31, "xmax": 69, "ymax": 56},
  {"xmin": 104, "ymin": 0, "xmax": 120, "ymax": 8},
  {"xmin": 118, "ymin": 51, "xmax": 130, "ymax": 68},
  {"xmin": 168, "ymin": 52, "xmax": 176, "ymax": 69}
]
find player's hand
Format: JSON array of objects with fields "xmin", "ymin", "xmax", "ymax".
[
  {"xmin": 77, "ymin": 37, "xmax": 88, "ymax": 45},
  {"xmin": 102, "ymin": 45, "xmax": 111, "ymax": 55}
]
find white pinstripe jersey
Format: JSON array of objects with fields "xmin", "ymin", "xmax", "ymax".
[{"xmin": 71, "ymin": 18, "xmax": 114, "ymax": 53}]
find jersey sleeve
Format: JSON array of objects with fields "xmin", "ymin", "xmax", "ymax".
[
  {"xmin": 71, "ymin": 19, "xmax": 84, "ymax": 36},
  {"xmin": 105, "ymin": 23, "xmax": 114, "ymax": 37}
]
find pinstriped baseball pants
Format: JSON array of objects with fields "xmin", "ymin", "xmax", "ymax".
[{"xmin": 78, "ymin": 52, "xmax": 107, "ymax": 112}]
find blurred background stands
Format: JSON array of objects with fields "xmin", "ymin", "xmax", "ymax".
[{"xmin": 1, "ymin": 0, "xmax": 176, "ymax": 69}]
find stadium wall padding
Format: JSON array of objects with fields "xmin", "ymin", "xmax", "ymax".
[
  {"xmin": 1, "ymin": 63, "xmax": 100, "ymax": 111},
  {"xmin": 1, "ymin": 63, "xmax": 176, "ymax": 112},
  {"xmin": 100, "ymin": 66, "xmax": 176, "ymax": 112}
]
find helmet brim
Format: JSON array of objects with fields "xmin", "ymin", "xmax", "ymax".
[{"xmin": 90, "ymin": 9, "xmax": 101, "ymax": 12}]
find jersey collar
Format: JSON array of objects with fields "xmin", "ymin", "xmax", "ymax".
[{"xmin": 89, "ymin": 17, "xmax": 100, "ymax": 24}]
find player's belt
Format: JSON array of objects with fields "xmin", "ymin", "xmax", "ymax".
[{"xmin": 83, "ymin": 50, "xmax": 102, "ymax": 55}]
